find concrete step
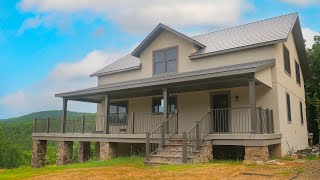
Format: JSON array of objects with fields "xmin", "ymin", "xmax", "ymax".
[{"xmin": 156, "ymin": 149, "xmax": 200, "ymax": 156}]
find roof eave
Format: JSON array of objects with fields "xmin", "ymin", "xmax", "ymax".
[
  {"xmin": 90, "ymin": 64, "xmax": 142, "ymax": 77},
  {"xmin": 189, "ymin": 39, "xmax": 286, "ymax": 60}
]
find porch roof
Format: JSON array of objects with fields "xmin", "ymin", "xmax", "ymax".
[{"xmin": 55, "ymin": 59, "xmax": 275, "ymax": 103}]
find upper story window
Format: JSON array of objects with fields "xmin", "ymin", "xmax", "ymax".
[
  {"xmin": 153, "ymin": 47, "xmax": 177, "ymax": 75},
  {"xmin": 295, "ymin": 61, "xmax": 301, "ymax": 85},
  {"xmin": 283, "ymin": 46, "xmax": 291, "ymax": 76},
  {"xmin": 152, "ymin": 96, "xmax": 177, "ymax": 113}
]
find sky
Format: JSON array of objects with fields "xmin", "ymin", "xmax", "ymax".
[{"xmin": 0, "ymin": 0, "xmax": 319, "ymax": 119}]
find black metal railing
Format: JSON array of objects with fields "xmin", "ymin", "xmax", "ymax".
[
  {"xmin": 182, "ymin": 111, "xmax": 211, "ymax": 163},
  {"xmin": 145, "ymin": 111, "xmax": 178, "ymax": 161}
]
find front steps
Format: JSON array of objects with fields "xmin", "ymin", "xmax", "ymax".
[{"xmin": 145, "ymin": 138, "xmax": 213, "ymax": 165}]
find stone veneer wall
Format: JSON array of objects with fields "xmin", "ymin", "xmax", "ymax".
[
  {"xmin": 100, "ymin": 142, "xmax": 117, "ymax": 161},
  {"xmin": 31, "ymin": 140, "xmax": 47, "ymax": 168},
  {"xmin": 56, "ymin": 141, "xmax": 73, "ymax": 165},
  {"xmin": 78, "ymin": 142, "xmax": 91, "ymax": 163},
  {"xmin": 244, "ymin": 146, "xmax": 269, "ymax": 162}
]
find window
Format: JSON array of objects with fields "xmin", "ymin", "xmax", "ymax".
[
  {"xmin": 286, "ymin": 93, "xmax": 292, "ymax": 123},
  {"xmin": 295, "ymin": 61, "xmax": 301, "ymax": 85},
  {"xmin": 283, "ymin": 46, "xmax": 291, "ymax": 75},
  {"xmin": 152, "ymin": 97, "xmax": 177, "ymax": 113},
  {"xmin": 153, "ymin": 47, "xmax": 177, "ymax": 74},
  {"xmin": 109, "ymin": 102, "xmax": 128, "ymax": 125},
  {"xmin": 300, "ymin": 101, "xmax": 304, "ymax": 125}
]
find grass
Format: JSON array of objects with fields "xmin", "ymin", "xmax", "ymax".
[
  {"xmin": 0, "ymin": 157, "xmax": 246, "ymax": 179},
  {"xmin": 0, "ymin": 157, "xmax": 145, "ymax": 179}
]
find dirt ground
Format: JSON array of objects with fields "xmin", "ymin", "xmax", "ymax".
[{"xmin": 24, "ymin": 160, "xmax": 320, "ymax": 180}]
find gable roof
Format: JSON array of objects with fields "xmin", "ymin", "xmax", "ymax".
[
  {"xmin": 131, "ymin": 23, "xmax": 206, "ymax": 58},
  {"xmin": 91, "ymin": 13, "xmax": 309, "ymax": 78}
]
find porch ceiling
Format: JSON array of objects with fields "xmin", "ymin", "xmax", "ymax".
[{"xmin": 57, "ymin": 59, "xmax": 274, "ymax": 103}]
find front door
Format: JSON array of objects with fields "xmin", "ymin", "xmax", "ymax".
[{"xmin": 211, "ymin": 93, "xmax": 230, "ymax": 133}]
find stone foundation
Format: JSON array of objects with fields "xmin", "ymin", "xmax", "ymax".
[
  {"xmin": 56, "ymin": 141, "xmax": 73, "ymax": 165},
  {"xmin": 244, "ymin": 146, "xmax": 269, "ymax": 163},
  {"xmin": 100, "ymin": 142, "xmax": 117, "ymax": 161},
  {"xmin": 31, "ymin": 140, "xmax": 47, "ymax": 168},
  {"xmin": 78, "ymin": 142, "xmax": 91, "ymax": 163},
  {"xmin": 192, "ymin": 141, "xmax": 213, "ymax": 163}
]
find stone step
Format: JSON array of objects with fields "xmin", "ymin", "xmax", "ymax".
[{"xmin": 156, "ymin": 149, "xmax": 200, "ymax": 156}]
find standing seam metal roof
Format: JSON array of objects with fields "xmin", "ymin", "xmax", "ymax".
[{"xmin": 91, "ymin": 13, "xmax": 301, "ymax": 77}]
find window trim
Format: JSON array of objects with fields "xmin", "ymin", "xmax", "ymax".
[
  {"xmin": 295, "ymin": 60, "xmax": 301, "ymax": 86},
  {"xmin": 152, "ymin": 96, "xmax": 177, "ymax": 113},
  {"xmin": 300, "ymin": 101, "xmax": 304, "ymax": 125},
  {"xmin": 152, "ymin": 46, "xmax": 179, "ymax": 76},
  {"xmin": 285, "ymin": 92, "xmax": 292, "ymax": 124},
  {"xmin": 283, "ymin": 45, "xmax": 291, "ymax": 77}
]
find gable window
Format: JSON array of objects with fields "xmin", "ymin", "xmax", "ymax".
[
  {"xmin": 300, "ymin": 101, "xmax": 304, "ymax": 125},
  {"xmin": 283, "ymin": 46, "xmax": 291, "ymax": 76},
  {"xmin": 153, "ymin": 47, "xmax": 177, "ymax": 75},
  {"xmin": 152, "ymin": 96, "xmax": 177, "ymax": 113},
  {"xmin": 109, "ymin": 102, "xmax": 128, "ymax": 125},
  {"xmin": 286, "ymin": 93, "xmax": 292, "ymax": 123},
  {"xmin": 295, "ymin": 61, "xmax": 301, "ymax": 85}
]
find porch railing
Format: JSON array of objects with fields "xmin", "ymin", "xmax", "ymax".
[{"xmin": 145, "ymin": 111, "xmax": 178, "ymax": 161}]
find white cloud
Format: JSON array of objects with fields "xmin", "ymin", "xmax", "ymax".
[
  {"xmin": 0, "ymin": 48, "xmax": 126, "ymax": 118},
  {"xmin": 281, "ymin": 0, "xmax": 320, "ymax": 6},
  {"xmin": 17, "ymin": 0, "xmax": 252, "ymax": 34},
  {"xmin": 302, "ymin": 27, "xmax": 319, "ymax": 49}
]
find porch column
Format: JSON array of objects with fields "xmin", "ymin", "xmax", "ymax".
[
  {"xmin": 249, "ymin": 78, "xmax": 258, "ymax": 134},
  {"xmin": 61, "ymin": 98, "xmax": 68, "ymax": 133},
  {"xmin": 104, "ymin": 95, "xmax": 110, "ymax": 134},
  {"xmin": 163, "ymin": 88, "xmax": 168, "ymax": 121}
]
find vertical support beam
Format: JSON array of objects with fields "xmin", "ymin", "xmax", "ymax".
[
  {"xmin": 132, "ymin": 112, "xmax": 135, "ymax": 134},
  {"xmin": 175, "ymin": 109, "xmax": 178, "ymax": 134},
  {"xmin": 146, "ymin": 132, "xmax": 150, "ymax": 161},
  {"xmin": 78, "ymin": 141, "xmax": 90, "ymax": 163},
  {"xmin": 163, "ymin": 88, "xmax": 169, "ymax": 133},
  {"xmin": 34, "ymin": 118, "xmax": 37, "ymax": 133},
  {"xmin": 258, "ymin": 107, "xmax": 263, "ymax": 133},
  {"xmin": 249, "ymin": 78, "xmax": 258, "ymax": 134},
  {"xmin": 56, "ymin": 141, "xmax": 73, "ymax": 165},
  {"xmin": 104, "ymin": 95, "xmax": 110, "ymax": 134},
  {"xmin": 182, "ymin": 132, "xmax": 187, "ymax": 163},
  {"xmin": 95, "ymin": 142, "xmax": 100, "ymax": 160},
  {"xmin": 46, "ymin": 117, "xmax": 50, "ymax": 133},
  {"xmin": 270, "ymin": 110, "xmax": 274, "ymax": 134},
  {"xmin": 160, "ymin": 123, "xmax": 165, "ymax": 147},
  {"xmin": 61, "ymin": 98, "xmax": 68, "ymax": 133},
  {"xmin": 32, "ymin": 140, "xmax": 47, "ymax": 168},
  {"xmin": 81, "ymin": 114, "xmax": 85, "ymax": 134},
  {"xmin": 265, "ymin": 109, "xmax": 270, "ymax": 134},
  {"xmin": 196, "ymin": 121, "xmax": 200, "ymax": 148}
]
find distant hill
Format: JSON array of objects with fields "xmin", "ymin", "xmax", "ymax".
[{"xmin": 0, "ymin": 110, "xmax": 93, "ymax": 123}]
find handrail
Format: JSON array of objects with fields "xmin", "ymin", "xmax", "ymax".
[
  {"xmin": 186, "ymin": 111, "xmax": 210, "ymax": 134},
  {"xmin": 146, "ymin": 111, "xmax": 178, "ymax": 161}
]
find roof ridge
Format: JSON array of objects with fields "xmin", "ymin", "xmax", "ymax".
[{"xmin": 191, "ymin": 12, "xmax": 298, "ymax": 38}]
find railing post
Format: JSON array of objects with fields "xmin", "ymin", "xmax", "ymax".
[
  {"xmin": 104, "ymin": 95, "xmax": 110, "ymax": 134},
  {"xmin": 209, "ymin": 108, "xmax": 213, "ymax": 133},
  {"xmin": 175, "ymin": 109, "xmax": 178, "ymax": 134},
  {"xmin": 132, "ymin": 112, "xmax": 135, "ymax": 134},
  {"xmin": 46, "ymin": 117, "xmax": 50, "ymax": 133},
  {"xmin": 257, "ymin": 107, "xmax": 262, "ymax": 134},
  {"xmin": 249, "ymin": 78, "xmax": 258, "ymax": 134},
  {"xmin": 270, "ymin": 110, "xmax": 274, "ymax": 134},
  {"xmin": 81, "ymin": 114, "xmax": 85, "ymax": 134},
  {"xmin": 265, "ymin": 109, "xmax": 270, "ymax": 134},
  {"xmin": 196, "ymin": 121, "xmax": 200, "ymax": 148},
  {"xmin": 161, "ymin": 123, "xmax": 165, "ymax": 147},
  {"xmin": 182, "ymin": 132, "xmax": 187, "ymax": 163},
  {"xmin": 146, "ymin": 132, "xmax": 150, "ymax": 161},
  {"xmin": 34, "ymin": 118, "xmax": 37, "ymax": 133}
]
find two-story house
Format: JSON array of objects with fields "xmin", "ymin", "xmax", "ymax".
[{"xmin": 31, "ymin": 13, "xmax": 309, "ymax": 167}]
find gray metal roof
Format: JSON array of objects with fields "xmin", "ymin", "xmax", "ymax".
[
  {"xmin": 91, "ymin": 13, "xmax": 308, "ymax": 78},
  {"xmin": 57, "ymin": 59, "xmax": 275, "ymax": 99},
  {"xmin": 91, "ymin": 54, "xmax": 141, "ymax": 77},
  {"xmin": 190, "ymin": 13, "xmax": 298, "ymax": 58}
]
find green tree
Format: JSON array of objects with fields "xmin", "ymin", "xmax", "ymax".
[{"xmin": 306, "ymin": 35, "xmax": 320, "ymax": 144}]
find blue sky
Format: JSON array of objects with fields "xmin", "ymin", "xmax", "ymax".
[{"xmin": 0, "ymin": 0, "xmax": 319, "ymax": 119}]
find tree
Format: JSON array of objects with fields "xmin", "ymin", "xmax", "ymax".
[{"xmin": 306, "ymin": 35, "xmax": 320, "ymax": 144}]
